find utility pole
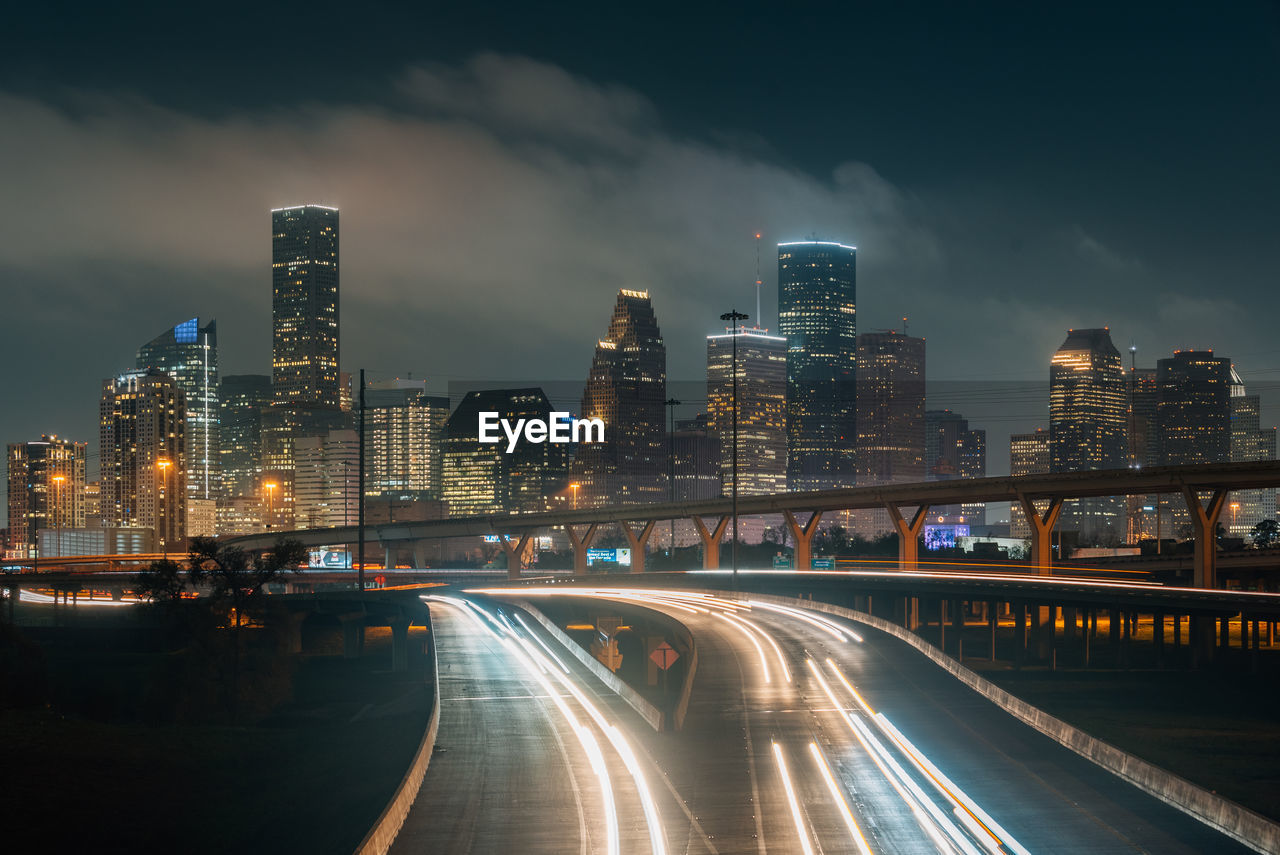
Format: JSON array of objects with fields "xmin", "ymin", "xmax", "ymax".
[
  {"xmin": 357, "ymin": 368, "xmax": 366, "ymax": 594},
  {"xmin": 720, "ymin": 309, "xmax": 748, "ymax": 588},
  {"xmin": 665, "ymin": 397, "xmax": 681, "ymax": 561}
]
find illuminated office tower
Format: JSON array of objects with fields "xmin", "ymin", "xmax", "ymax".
[
  {"xmin": 218, "ymin": 375, "xmax": 271, "ymax": 498},
  {"xmin": 364, "ymin": 379, "xmax": 450, "ymax": 499},
  {"xmin": 707, "ymin": 326, "xmax": 787, "ymax": 496},
  {"xmin": 441, "ymin": 389, "xmax": 570, "ymax": 516},
  {"xmin": 100, "ymin": 369, "xmax": 186, "ymax": 550},
  {"xmin": 1049, "ymin": 328, "xmax": 1127, "ymax": 542},
  {"xmin": 137, "ymin": 317, "xmax": 219, "ymax": 535},
  {"xmin": 571, "ymin": 290, "xmax": 667, "ymax": 507},
  {"xmin": 6, "ymin": 436, "xmax": 86, "ymax": 554},
  {"xmin": 925, "ymin": 409, "xmax": 986, "ymax": 525},
  {"xmin": 672, "ymin": 414, "xmax": 721, "ymax": 502},
  {"xmin": 293, "ymin": 429, "xmax": 359, "ymax": 529},
  {"xmin": 1127, "ymin": 367, "xmax": 1158, "ymax": 467},
  {"xmin": 1009, "ymin": 429, "xmax": 1050, "ymax": 538},
  {"xmin": 778, "ymin": 241, "xmax": 857, "ymax": 491},
  {"xmin": 272, "ymin": 205, "xmax": 340, "ymax": 409},
  {"xmin": 853, "ymin": 330, "xmax": 925, "ymax": 536},
  {"xmin": 1155, "ymin": 350, "xmax": 1231, "ymax": 467},
  {"xmin": 1228, "ymin": 367, "xmax": 1276, "ymax": 538}
]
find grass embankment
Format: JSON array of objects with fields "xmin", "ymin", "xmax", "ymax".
[{"xmin": 1, "ymin": 619, "xmax": 433, "ymax": 854}]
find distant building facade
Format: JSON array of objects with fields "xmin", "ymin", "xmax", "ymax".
[
  {"xmin": 854, "ymin": 330, "xmax": 925, "ymax": 536},
  {"xmin": 272, "ymin": 205, "xmax": 340, "ymax": 409},
  {"xmin": 707, "ymin": 326, "xmax": 787, "ymax": 496},
  {"xmin": 924, "ymin": 409, "xmax": 986, "ymax": 525},
  {"xmin": 100, "ymin": 369, "xmax": 186, "ymax": 550},
  {"xmin": 6, "ymin": 435, "xmax": 87, "ymax": 554},
  {"xmin": 778, "ymin": 241, "xmax": 857, "ymax": 491},
  {"xmin": 1229, "ymin": 368, "xmax": 1277, "ymax": 539},
  {"xmin": 293, "ymin": 429, "xmax": 359, "ymax": 529},
  {"xmin": 1009, "ymin": 429, "xmax": 1050, "ymax": 539},
  {"xmin": 571, "ymin": 290, "xmax": 667, "ymax": 507},
  {"xmin": 364, "ymin": 379, "xmax": 450, "ymax": 500}
]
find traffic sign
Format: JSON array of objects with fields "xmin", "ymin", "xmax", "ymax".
[
  {"xmin": 649, "ymin": 641, "xmax": 679, "ymax": 670},
  {"xmin": 597, "ymin": 616, "xmax": 622, "ymax": 637}
]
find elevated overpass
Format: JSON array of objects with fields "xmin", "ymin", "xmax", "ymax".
[{"xmin": 224, "ymin": 461, "xmax": 1280, "ymax": 588}]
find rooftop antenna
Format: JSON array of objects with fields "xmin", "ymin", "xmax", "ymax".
[
  {"xmin": 754, "ymin": 232, "xmax": 762, "ymax": 330},
  {"xmin": 1129, "ymin": 340, "xmax": 1137, "ymax": 372},
  {"xmin": 902, "ymin": 315, "xmax": 908, "ymax": 335}
]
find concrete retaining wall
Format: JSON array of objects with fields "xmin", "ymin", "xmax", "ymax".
[
  {"xmin": 353, "ymin": 611, "xmax": 442, "ymax": 855},
  {"xmin": 519, "ymin": 601, "xmax": 666, "ymax": 731},
  {"xmin": 738, "ymin": 591, "xmax": 1280, "ymax": 855}
]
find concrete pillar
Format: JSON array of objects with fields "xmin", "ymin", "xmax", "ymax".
[
  {"xmin": 692, "ymin": 516, "xmax": 730, "ymax": 570},
  {"xmin": 952, "ymin": 599, "xmax": 964, "ymax": 660},
  {"xmin": 620, "ymin": 520, "xmax": 656, "ymax": 574},
  {"xmin": 1219, "ymin": 614, "xmax": 1231, "ymax": 654},
  {"xmin": 1015, "ymin": 603, "xmax": 1026, "ymax": 667},
  {"xmin": 567, "ymin": 524, "xmax": 600, "ymax": 575},
  {"xmin": 782, "ymin": 509, "xmax": 824, "ymax": 572},
  {"xmin": 988, "ymin": 601, "xmax": 998, "ymax": 662},
  {"xmin": 938, "ymin": 600, "xmax": 947, "ymax": 651},
  {"xmin": 884, "ymin": 503, "xmax": 930, "ymax": 572},
  {"xmin": 384, "ymin": 545, "xmax": 394, "ymax": 570},
  {"xmin": 1048, "ymin": 605, "xmax": 1058, "ymax": 670},
  {"xmin": 1154, "ymin": 611, "xmax": 1165, "ymax": 668},
  {"xmin": 1018, "ymin": 494, "xmax": 1064, "ymax": 575},
  {"xmin": 497, "ymin": 532, "xmax": 533, "ymax": 581},
  {"xmin": 284, "ymin": 611, "xmax": 309, "ymax": 654},
  {"xmin": 412, "ymin": 542, "xmax": 430, "ymax": 570},
  {"xmin": 340, "ymin": 615, "xmax": 365, "ymax": 659},
  {"xmin": 390, "ymin": 616, "xmax": 411, "ymax": 672},
  {"xmin": 1182, "ymin": 487, "xmax": 1227, "ymax": 589}
]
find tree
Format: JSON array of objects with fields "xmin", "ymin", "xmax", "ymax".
[
  {"xmin": 134, "ymin": 559, "xmax": 186, "ymax": 603},
  {"xmin": 186, "ymin": 536, "xmax": 308, "ymax": 719},
  {"xmin": 1251, "ymin": 519, "xmax": 1280, "ymax": 549}
]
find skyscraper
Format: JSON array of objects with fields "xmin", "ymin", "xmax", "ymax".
[
  {"xmin": 100, "ymin": 369, "xmax": 186, "ymax": 549},
  {"xmin": 1127, "ymin": 367, "xmax": 1158, "ymax": 468},
  {"xmin": 137, "ymin": 317, "xmax": 219, "ymax": 534},
  {"xmin": 1009, "ymin": 429, "xmax": 1050, "ymax": 538},
  {"xmin": 293, "ymin": 429, "xmax": 360, "ymax": 529},
  {"xmin": 925, "ymin": 409, "xmax": 986, "ymax": 524},
  {"xmin": 441, "ymin": 389, "xmax": 571, "ymax": 516},
  {"xmin": 1228, "ymin": 367, "xmax": 1276, "ymax": 539},
  {"xmin": 6, "ymin": 436, "xmax": 86, "ymax": 554},
  {"xmin": 272, "ymin": 205, "xmax": 340, "ymax": 409},
  {"xmin": 218, "ymin": 374, "xmax": 272, "ymax": 499},
  {"xmin": 707, "ymin": 326, "xmax": 787, "ymax": 496},
  {"xmin": 1155, "ymin": 350, "xmax": 1232, "ymax": 467},
  {"xmin": 364, "ymin": 379, "xmax": 450, "ymax": 499},
  {"xmin": 854, "ymin": 330, "xmax": 925, "ymax": 536},
  {"xmin": 778, "ymin": 241, "xmax": 857, "ymax": 491},
  {"xmin": 1049, "ymin": 328, "xmax": 1127, "ymax": 542},
  {"xmin": 571, "ymin": 289, "xmax": 667, "ymax": 507},
  {"xmin": 672, "ymin": 414, "xmax": 721, "ymax": 502}
]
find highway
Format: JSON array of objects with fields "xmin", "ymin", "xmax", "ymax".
[{"xmin": 396, "ymin": 587, "xmax": 1257, "ymax": 854}]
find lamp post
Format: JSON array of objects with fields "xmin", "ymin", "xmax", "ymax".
[
  {"xmin": 51, "ymin": 474, "xmax": 65, "ymax": 559},
  {"xmin": 157, "ymin": 459, "xmax": 172, "ymax": 560},
  {"xmin": 720, "ymin": 309, "xmax": 748, "ymax": 588},
  {"xmin": 570, "ymin": 482, "xmax": 580, "ymax": 511},
  {"xmin": 1231, "ymin": 502, "xmax": 1240, "ymax": 536},
  {"xmin": 264, "ymin": 481, "xmax": 278, "ymax": 532},
  {"xmin": 665, "ymin": 397, "xmax": 681, "ymax": 559}
]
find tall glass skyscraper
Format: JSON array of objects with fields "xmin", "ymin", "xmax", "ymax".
[
  {"xmin": 6, "ymin": 435, "xmax": 87, "ymax": 554},
  {"xmin": 365, "ymin": 380, "xmax": 451, "ymax": 499},
  {"xmin": 777, "ymin": 241, "xmax": 857, "ymax": 491},
  {"xmin": 707, "ymin": 326, "xmax": 788, "ymax": 496},
  {"xmin": 272, "ymin": 205, "xmax": 340, "ymax": 409},
  {"xmin": 1049, "ymin": 328, "xmax": 1127, "ymax": 542},
  {"xmin": 219, "ymin": 374, "xmax": 271, "ymax": 498},
  {"xmin": 571, "ymin": 289, "xmax": 667, "ymax": 507},
  {"xmin": 137, "ymin": 317, "xmax": 219, "ymax": 507},
  {"xmin": 1155, "ymin": 350, "xmax": 1232, "ymax": 467},
  {"xmin": 853, "ymin": 330, "xmax": 925, "ymax": 536}
]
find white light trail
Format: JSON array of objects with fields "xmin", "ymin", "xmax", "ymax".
[
  {"xmin": 747, "ymin": 600, "xmax": 860, "ymax": 642},
  {"xmin": 807, "ymin": 742, "xmax": 876, "ymax": 855},
  {"xmin": 731, "ymin": 612, "xmax": 791, "ymax": 682},
  {"xmin": 515, "ymin": 612, "xmax": 571, "ymax": 674},
  {"xmin": 772, "ymin": 742, "xmax": 816, "ymax": 855},
  {"xmin": 713, "ymin": 610, "xmax": 770, "ymax": 683}
]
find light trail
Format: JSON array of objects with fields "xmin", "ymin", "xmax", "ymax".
[
  {"xmin": 723, "ymin": 610, "xmax": 791, "ymax": 682},
  {"xmin": 807, "ymin": 741, "xmax": 876, "ymax": 855},
  {"xmin": 712, "ymin": 610, "xmax": 770, "ymax": 683},
  {"xmin": 772, "ymin": 742, "xmax": 816, "ymax": 855},
  {"xmin": 747, "ymin": 600, "xmax": 858, "ymax": 642},
  {"xmin": 514, "ymin": 612, "xmax": 572, "ymax": 674}
]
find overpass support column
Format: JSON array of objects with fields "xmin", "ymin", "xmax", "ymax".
[
  {"xmin": 384, "ymin": 545, "xmax": 394, "ymax": 570},
  {"xmin": 783, "ymin": 510, "xmax": 824, "ymax": 572},
  {"xmin": 884, "ymin": 503, "xmax": 930, "ymax": 572},
  {"xmin": 390, "ymin": 615, "xmax": 412, "ymax": 672},
  {"xmin": 1018, "ymin": 494, "xmax": 1063, "ymax": 575},
  {"xmin": 338, "ymin": 613, "xmax": 365, "ymax": 659},
  {"xmin": 411, "ymin": 542, "xmax": 430, "ymax": 570},
  {"xmin": 497, "ymin": 532, "xmax": 533, "ymax": 581},
  {"xmin": 620, "ymin": 520, "xmax": 656, "ymax": 573},
  {"xmin": 1182, "ymin": 487, "xmax": 1228, "ymax": 589},
  {"xmin": 692, "ymin": 516, "xmax": 730, "ymax": 570},
  {"xmin": 567, "ymin": 524, "xmax": 599, "ymax": 575}
]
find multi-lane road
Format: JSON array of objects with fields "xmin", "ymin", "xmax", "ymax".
[{"xmin": 391, "ymin": 587, "xmax": 1255, "ymax": 854}]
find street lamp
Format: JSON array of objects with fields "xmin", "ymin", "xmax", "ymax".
[
  {"xmin": 51, "ymin": 474, "xmax": 65, "ymax": 559},
  {"xmin": 1231, "ymin": 502, "xmax": 1241, "ymax": 535},
  {"xmin": 157, "ymin": 459, "xmax": 172, "ymax": 560},
  {"xmin": 264, "ymin": 481, "xmax": 278, "ymax": 531},
  {"xmin": 569, "ymin": 482, "xmax": 580, "ymax": 511},
  {"xmin": 665, "ymin": 397, "xmax": 681, "ymax": 559},
  {"xmin": 720, "ymin": 309, "xmax": 748, "ymax": 588}
]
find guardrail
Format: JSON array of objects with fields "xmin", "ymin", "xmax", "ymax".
[
  {"xmin": 739, "ymin": 591, "xmax": 1280, "ymax": 855},
  {"xmin": 353, "ymin": 609, "xmax": 442, "ymax": 855}
]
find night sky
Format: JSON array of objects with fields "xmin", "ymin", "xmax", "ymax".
[{"xmin": 3, "ymin": 1, "xmax": 1278, "ymax": 491}]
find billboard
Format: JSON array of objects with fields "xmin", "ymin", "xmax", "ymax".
[
  {"xmin": 586, "ymin": 547, "xmax": 632, "ymax": 566},
  {"xmin": 923, "ymin": 525, "xmax": 970, "ymax": 551},
  {"xmin": 309, "ymin": 549, "xmax": 352, "ymax": 569}
]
